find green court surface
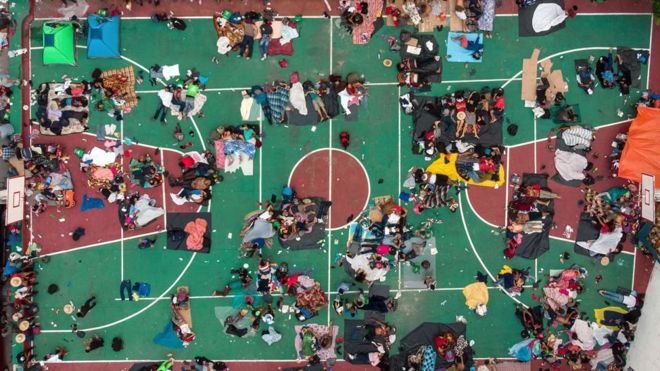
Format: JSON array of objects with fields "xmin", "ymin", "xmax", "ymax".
[{"xmin": 29, "ymin": 14, "xmax": 649, "ymax": 361}]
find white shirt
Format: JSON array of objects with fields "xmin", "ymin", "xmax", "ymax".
[{"xmin": 158, "ymin": 90, "xmax": 173, "ymax": 107}]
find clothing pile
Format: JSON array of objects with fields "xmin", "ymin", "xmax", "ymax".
[
  {"xmin": 243, "ymin": 73, "xmax": 344, "ymax": 125},
  {"xmin": 213, "ymin": 12, "xmax": 300, "ymax": 58},
  {"xmin": 402, "ymin": 168, "xmax": 459, "ymax": 214},
  {"xmin": 341, "ymin": 195, "xmax": 416, "ymax": 284},
  {"xmin": 282, "ymin": 274, "xmax": 328, "ymax": 321},
  {"xmin": 117, "ymin": 193, "xmax": 165, "ymax": 230},
  {"xmin": 129, "ymin": 154, "xmax": 164, "ymax": 188},
  {"xmin": 339, "ymin": 0, "xmax": 384, "ymax": 45},
  {"xmin": 505, "ymin": 173, "xmax": 556, "ymax": 259},
  {"xmin": 34, "ymin": 82, "xmax": 91, "ymax": 136},
  {"xmin": 510, "ymin": 266, "xmax": 643, "ymax": 370},
  {"xmin": 495, "ymin": 265, "xmax": 530, "ymax": 296},
  {"xmin": 169, "ymin": 151, "xmax": 219, "ymax": 206},
  {"xmin": 25, "ymin": 143, "xmax": 75, "ymax": 214},
  {"xmin": 239, "ymin": 191, "xmax": 331, "ymax": 254},
  {"xmin": 574, "ymin": 185, "xmax": 637, "ymax": 259},
  {"xmin": 396, "ymin": 30, "xmax": 442, "ymax": 88}
]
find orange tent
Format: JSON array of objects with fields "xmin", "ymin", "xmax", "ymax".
[{"xmin": 618, "ymin": 106, "xmax": 660, "ymax": 183}]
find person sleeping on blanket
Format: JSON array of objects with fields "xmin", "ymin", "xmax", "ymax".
[
  {"xmin": 450, "ymin": 34, "xmax": 484, "ymax": 60},
  {"xmin": 597, "ymin": 49, "xmax": 616, "ymax": 89}
]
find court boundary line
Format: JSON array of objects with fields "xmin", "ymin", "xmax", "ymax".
[
  {"xmin": 327, "ymin": 17, "xmax": 333, "ymax": 325},
  {"xmin": 31, "ymin": 12, "xmax": 653, "ymax": 22},
  {"xmin": 113, "ymin": 285, "xmax": 533, "ymax": 301},
  {"xmin": 457, "ymin": 193, "xmax": 529, "ymax": 308}
]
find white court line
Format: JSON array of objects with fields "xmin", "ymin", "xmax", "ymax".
[
  {"xmin": 137, "ymin": 87, "xmax": 250, "ymax": 94},
  {"xmin": 327, "ymin": 17, "xmax": 333, "ymax": 325},
  {"xmin": 41, "ymin": 252, "xmax": 198, "ymax": 333},
  {"xmin": 323, "ymin": 0, "xmax": 332, "ymax": 12},
  {"xmin": 115, "ymin": 285, "xmax": 529, "ymax": 301},
  {"xmin": 501, "ymin": 47, "xmax": 650, "ymax": 89},
  {"xmin": 133, "ymin": 78, "xmax": 521, "ymax": 95},
  {"xmin": 258, "ymin": 113, "xmax": 263, "ymax": 205},
  {"xmin": 506, "ymin": 119, "xmax": 631, "ymax": 149},
  {"xmin": 647, "ymin": 17, "xmax": 653, "ymax": 90},
  {"xmin": 504, "ymin": 148, "xmax": 510, "ymax": 226},
  {"xmin": 631, "ymin": 249, "xmax": 637, "ymax": 289},
  {"xmin": 533, "ymin": 116, "xmax": 537, "ymax": 173},
  {"xmin": 33, "ymin": 15, "xmax": 331, "ymax": 21},
  {"xmin": 47, "ymin": 357, "xmax": 518, "ymax": 364},
  {"xmin": 160, "ymin": 148, "xmax": 168, "ymax": 229},
  {"xmin": 458, "ymin": 194, "xmax": 528, "ymax": 308},
  {"xmin": 37, "ymin": 230, "xmax": 164, "ymax": 258},
  {"xmin": 120, "ymin": 229, "xmax": 124, "ymax": 281},
  {"xmin": 33, "ymin": 13, "xmax": 652, "ymax": 22},
  {"xmin": 188, "ymin": 116, "xmax": 206, "ymax": 151},
  {"xmin": 397, "ymin": 86, "xmax": 403, "ymax": 293}
]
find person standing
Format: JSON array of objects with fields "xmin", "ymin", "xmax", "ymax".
[
  {"xmin": 259, "ymin": 21, "xmax": 273, "ymax": 61},
  {"xmin": 153, "ymin": 87, "xmax": 173, "ymax": 124}
]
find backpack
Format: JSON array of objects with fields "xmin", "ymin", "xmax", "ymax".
[{"xmin": 507, "ymin": 124, "xmax": 518, "ymax": 136}]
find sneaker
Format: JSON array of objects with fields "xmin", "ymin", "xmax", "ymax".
[{"xmin": 261, "ymin": 55, "xmax": 267, "ymax": 61}]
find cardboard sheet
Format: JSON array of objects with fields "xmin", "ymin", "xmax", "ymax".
[{"xmin": 521, "ymin": 49, "xmax": 540, "ymax": 101}]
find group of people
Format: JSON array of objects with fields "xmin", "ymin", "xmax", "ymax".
[
  {"xmin": 577, "ymin": 185, "xmax": 637, "ymax": 260},
  {"xmin": 35, "ymin": 81, "xmax": 91, "ymax": 136},
  {"xmin": 511, "ymin": 266, "xmax": 644, "ymax": 369}
]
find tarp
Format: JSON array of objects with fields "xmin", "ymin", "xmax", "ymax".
[
  {"xmin": 42, "ymin": 22, "xmax": 76, "ymax": 65},
  {"xmin": 87, "ymin": 15, "xmax": 120, "ymax": 58},
  {"xmin": 618, "ymin": 106, "xmax": 660, "ymax": 183},
  {"xmin": 427, "ymin": 153, "xmax": 505, "ymax": 188},
  {"xmin": 389, "ymin": 322, "xmax": 474, "ymax": 370}
]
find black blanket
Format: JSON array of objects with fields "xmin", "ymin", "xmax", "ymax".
[
  {"xmin": 166, "ymin": 212, "xmax": 212, "ymax": 254},
  {"xmin": 616, "ymin": 47, "xmax": 643, "ymax": 89},
  {"xmin": 410, "ymin": 95, "xmax": 502, "ymax": 152},
  {"xmin": 389, "ymin": 322, "xmax": 474, "ymax": 370},
  {"xmin": 279, "ymin": 197, "xmax": 330, "ymax": 250},
  {"xmin": 344, "ymin": 319, "xmax": 382, "ymax": 363},
  {"xmin": 518, "ymin": 0, "xmax": 566, "ymax": 37},
  {"xmin": 573, "ymin": 212, "xmax": 600, "ymax": 256},
  {"xmin": 286, "ymin": 95, "xmax": 320, "ymax": 126},
  {"xmin": 515, "ymin": 173, "xmax": 554, "ymax": 259}
]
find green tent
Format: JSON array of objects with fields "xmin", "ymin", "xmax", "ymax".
[{"xmin": 42, "ymin": 22, "xmax": 76, "ymax": 65}]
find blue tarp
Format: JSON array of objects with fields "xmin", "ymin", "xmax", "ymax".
[
  {"xmin": 87, "ymin": 15, "xmax": 120, "ymax": 58},
  {"xmin": 153, "ymin": 321, "xmax": 184, "ymax": 349}
]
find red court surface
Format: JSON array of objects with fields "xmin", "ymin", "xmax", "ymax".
[
  {"xmin": 468, "ymin": 122, "xmax": 631, "ymax": 243},
  {"xmin": 30, "ymin": 131, "xmax": 197, "ymax": 255},
  {"xmin": 289, "ymin": 149, "xmax": 370, "ymax": 229}
]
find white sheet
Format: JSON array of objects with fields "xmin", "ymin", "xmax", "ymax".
[
  {"xmin": 576, "ymin": 227, "xmax": 623, "ymax": 255},
  {"xmin": 532, "ymin": 3, "xmax": 567, "ymax": 33},
  {"xmin": 554, "ymin": 149, "xmax": 587, "ymax": 181},
  {"xmin": 161, "ymin": 64, "xmax": 181, "ymax": 80},
  {"xmin": 81, "ymin": 147, "xmax": 117, "ymax": 167},
  {"xmin": 279, "ymin": 25, "xmax": 299, "ymax": 45},
  {"xmin": 289, "ymin": 82, "xmax": 307, "ymax": 115}
]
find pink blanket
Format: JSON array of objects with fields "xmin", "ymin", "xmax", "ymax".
[
  {"xmin": 214, "ymin": 140, "xmax": 225, "ymax": 169},
  {"xmin": 184, "ymin": 218, "xmax": 208, "ymax": 251}
]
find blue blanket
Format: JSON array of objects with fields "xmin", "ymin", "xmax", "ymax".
[
  {"xmin": 153, "ymin": 321, "xmax": 184, "ymax": 349},
  {"xmin": 446, "ymin": 32, "xmax": 483, "ymax": 63}
]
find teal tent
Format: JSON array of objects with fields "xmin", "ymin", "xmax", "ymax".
[{"xmin": 87, "ymin": 15, "xmax": 120, "ymax": 58}]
